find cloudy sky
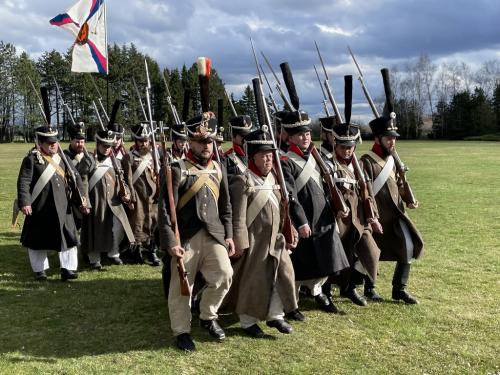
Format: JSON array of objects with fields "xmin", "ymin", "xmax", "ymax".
[{"xmin": 1, "ymin": 0, "xmax": 499, "ymax": 121}]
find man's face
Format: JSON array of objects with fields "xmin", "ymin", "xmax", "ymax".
[
  {"xmin": 97, "ymin": 143, "xmax": 112, "ymax": 156},
  {"xmin": 233, "ymin": 133, "xmax": 245, "ymax": 147},
  {"xmin": 41, "ymin": 141, "xmax": 58, "ymax": 156},
  {"xmin": 289, "ymin": 131, "xmax": 311, "ymax": 151},
  {"xmin": 135, "ymin": 139, "xmax": 150, "ymax": 151},
  {"xmin": 377, "ymin": 136, "xmax": 397, "ymax": 152},
  {"xmin": 175, "ymin": 138, "xmax": 187, "ymax": 151},
  {"xmin": 70, "ymin": 139, "xmax": 85, "ymax": 153},
  {"xmin": 189, "ymin": 139, "xmax": 213, "ymax": 163},
  {"xmin": 253, "ymin": 150, "xmax": 273, "ymax": 176},
  {"xmin": 335, "ymin": 144, "xmax": 355, "ymax": 160}
]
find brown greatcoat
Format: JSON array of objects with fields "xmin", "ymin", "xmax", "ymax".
[
  {"xmin": 80, "ymin": 156, "xmax": 135, "ymax": 254},
  {"xmin": 331, "ymin": 157, "xmax": 381, "ymax": 282},
  {"xmin": 361, "ymin": 150, "xmax": 424, "ymax": 263},
  {"xmin": 122, "ymin": 148, "xmax": 157, "ymax": 244},
  {"xmin": 224, "ymin": 171, "xmax": 297, "ymax": 320}
]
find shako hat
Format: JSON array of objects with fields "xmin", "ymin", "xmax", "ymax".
[
  {"xmin": 331, "ymin": 75, "xmax": 361, "ymax": 146},
  {"xmin": 36, "ymin": 87, "xmax": 58, "ymax": 143},
  {"xmin": 68, "ymin": 122, "xmax": 86, "ymax": 140},
  {"xmin": 131, "ymin": 123, "xmax": 151, "ymax": 140},
  {"xmin": 369, "ymin": 68, "xmax": 400, "ymax": 138},
  {"xmin": 245, "ymin": 125, "xmax": 276, "ymax": 157}
]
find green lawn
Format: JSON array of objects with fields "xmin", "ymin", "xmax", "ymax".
[{"xmin": 0, "ymin": 141, "xmax": 498, "ymax": 374}]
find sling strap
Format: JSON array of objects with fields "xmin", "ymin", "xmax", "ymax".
[{"xmin": 31, "ymin": 154, "xmax": 62, "ymax": 204}]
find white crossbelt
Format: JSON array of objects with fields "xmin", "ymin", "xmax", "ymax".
[
  {"xmin": 88, "ymin": 158, "xmax": 113, "ymax": 191},
  {"xmin": 30, "ymin": 154, "xmax": 61, "ymax": 204},
  {"xmin": 246, "ymin": 172, "xmax": 280, "ymax": 227},
  {"xmin": 287, "ymin": 152, "xmax": 323, "ymax": 192},
  {"xmin": 372, "ymin": 155, "xmax": 395, "ymax": 195},
  {"xmin": 228, "ymin": 152, "xmax": 247, "ymax": 174},
  {"xmin": 132, "ymin": 153, "xmax": 152, "ymax": 184}
]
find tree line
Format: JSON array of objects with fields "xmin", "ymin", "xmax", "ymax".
[
  {"xmin": 389, "ymin": 55, "xmax": 500, "ymax": 139},
  {"xmin": 0, "ymin": 41, "xmax": 258, "ymax": 143}
]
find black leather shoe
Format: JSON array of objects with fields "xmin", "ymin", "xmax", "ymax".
[
  {"xmin": 284, "ymin": 309, "xmax": 306, "ymax": 322},
  {"xmin": 90, "ymin": 261, "xmax": 102, "ymax": 271},
  {"xmin": 243, "ymin": 324, "xmax": 265, "ymax": 338},
  {"xmin": 315, "ymin": 293, "xmax": 339, "ymax": 313},
  {"xmin": 175, "ymin": 333, "xmax": 196, "ymax": 352},
  {"xmin": 200, "ymin": 319, "xmax": 226, "ymax": 340},
  {"xmin": 266, "ymin": 319, "xmax": 293, "ymax": 334},
  {"xmin": 34, "ymin": 271, "xmax": 47, "ymax": 281},
  {"xmin": 364, "ymin": 288, "xmax": 384, "ymax": 302},
  {"xmin": 392, "ymin": 290, "xmax": 419, "ymax": 304},
  {"xmin": 149, "ymin": 252, "xmax": 161, "ymax": 267},
  {"xmin": 60, "ymin": 268, "xmax": 78, "ymax": 281},
  {"xmin": 341, "ymin": 289, "xmax": 367, "ymax": 306}
]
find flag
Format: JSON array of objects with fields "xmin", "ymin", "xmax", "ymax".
[{"xmin": 50, "ymin": 0, "xmax": 108, "ymax": 75}]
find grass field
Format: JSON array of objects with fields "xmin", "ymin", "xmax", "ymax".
[{"xmin": 0, "ymin": 141, "xmax": 498, "ymax": 374}]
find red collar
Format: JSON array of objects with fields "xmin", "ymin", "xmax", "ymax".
[
  {"xmin": 288, "ymin": 143, "xmax": 305, "ymax": 157},
  {"xmin": 233, "ymin": 143, "xmax": 246, "ymax": 157},
  {"xmin": 186, "ymin": 150, "xmax": 211, "ymax": 166},
  {"xmin": 248, "ymin": 160, "xmax": 275, "ymax": 179},
  {"xmin": 371, "ymin": 143, "xmax": 385, "ymax": 158}
]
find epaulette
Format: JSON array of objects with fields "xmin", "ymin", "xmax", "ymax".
[{"xmin": 29, "ymin": 148, "xmax": 44, "ymax": 164}]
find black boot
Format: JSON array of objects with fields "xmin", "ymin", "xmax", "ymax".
[
  {"xmin": 364, "ymin": 275, "xmax": 384, "ymax": 302},
  {"xmin": 61, "ymin": 268, "xmax": 78, "ymax": 281},
  {"xmin": 132, "ymin": 244, "xmax": 145, "ymax": 264},
  {"xmin": 340, "ymin": 270, "xmax": 367, "ymax": 306},
  {"xmin": 321, "ymin": 281, "xmax": 333, "ymax": 298},
  {"xmin": 392, "ymin": 262, "xmax": 419, "ymax": 304},
  {"xmin": 148, "ymin": 243, "xmax": 161, "ymax": 267}
]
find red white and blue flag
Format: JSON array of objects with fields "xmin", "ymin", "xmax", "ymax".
[{"xmin": 50, "ymin": 0, "xmax": 108, "ymax": 75}]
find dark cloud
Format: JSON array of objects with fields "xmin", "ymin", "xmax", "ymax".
[{"xmin": 1, "ymin": 0, "xmax": 499, "ymax": 119}]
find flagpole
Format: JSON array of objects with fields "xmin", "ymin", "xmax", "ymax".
[{"xmin": 103, "ymin": 0, "xmax": 109, "ymax": 112}]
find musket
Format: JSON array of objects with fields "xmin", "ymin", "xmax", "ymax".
[
  {"xmin": 314, "ymin": 40, "xmax": 341, "ymax": 124},
  {"xmin": 260, "ymin": 63, "xmax": 279, "ymax": 113},
  {"xmin": 132, "ymin": 77, "xmax": 148, "ymax": 122},
  {"xmin": 158, "ymin": 96, "xmax": 190, "ymax": 297},
  {"xmin": 144, "ymin": 59, "xmax": 161, "ymax": 176},
  {"xmin": 347, "ymin": 46, "xmax": 380, "ymax": 118},
  {"xmin": 162, "ymin": 71, "xmax": 182, "ymax": 125},
  {"xmin": 27, "ymin": 77, "xmax": 49, "ymax": 125},
  {"xmin": 92, "ymin": 100, "xmax": 131, "ymax": 203},
  {"xmin": 349, "ymin": 52, "xmax": 417, "ymax": 205},
  {"xmin": 224, "ymin": 89, "xmax": 238, "ymax": 117},
  {"xmin": 260, "ymin": 51, "xmax": 295, "ymax": 111},
  {"xmin": 252, "ymin": 75, "xmax": 295, "ymax": 248},
  {"xmin": 91, "ymin": 76, "xmax": 110, "ymax": 122},
  {"xmin": 314, "ymin": 64, "xmax": 331, "ymax": 117}
]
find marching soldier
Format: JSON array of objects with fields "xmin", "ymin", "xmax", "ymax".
[
  {"xmin": 224, "ymin": 127, "xmax": 297, "ymax": 337},
  {"xmin": 64, "ymin": 122, "xmax": 94, "ymax": 229},
  {"xmin": 122, "ymin": 123, "xmax": 161, "ymax": 266},
  {"xmin": 169, "ymin": 123, "xmax": 188, "ymax": 161},
  {"xmin": 107, "ymin": 122, "xmax": 127, "ymax": 160},
  {"xmin": 281, "ymin": 110, "xmax": 349, "ymax": 314},
  {"xmin": 223, "ymin": 115, "xmax": 252, "ymax": 176},
  {"xmin": 80, "ymin": 130, "xmax": 135, "ymax": 269},
  {"xmin": 158, "ymin": 57, "xmax": 234, "ymax": 352},
  {"xmin": 17, "ymin": 123, "xmax": 87, "ymax": 281},
  {"xmin": 360, "ymin": 68, "xmax": 424, "ymax": 304},
  {"xmin": 319, "ymin": 76, "xmax": 383, "ymax": 306}
]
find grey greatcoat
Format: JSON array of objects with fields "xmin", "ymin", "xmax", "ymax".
[
  {"xmin": 361, "ymin": 150, "xmax": 424, "ymax": 263},
  {"xmin": 224, "ymin": 171, "xmax": 298, "ymax": 319},
  {"xmin": 80, "ymin": 155, "xmax": 134, "ymax": 254},
  {"xmin": 281, "ymin": 146, "xmax": 349, "ymax": 280},
  {"xmin": 122, "ymin": 148, "xmax": 157, "ymax": 244},
  {"xmin": 17, "ymin": 148, "xmax": 83, "ymax": 251}
]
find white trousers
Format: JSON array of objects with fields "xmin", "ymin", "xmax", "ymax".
[
  {"xmin": 239, "ymin": 286, "xmax": 285, "ymax": 328},
  {"xmin": 28, "ymin": 246, "xmax": 78, "ymax": 272},
  {"xmin": 295, "ymin": 277, "xmax": 328, "ymax": 299}
]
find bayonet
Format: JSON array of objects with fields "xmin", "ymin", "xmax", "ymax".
[
  {"xmin": 260, "ymin": 51, "xmax": 294, "ymax": 111},
  {"xmin": 91, "ymin": 76, "xmax": 110, "ymax": 122},
  {"xmin": 314, "ymin": 64, "xmax": 330, "ymax": 117},
  {"xmin": 162, "ymin": 71, "xmax": 182, "ymax": 124},
  {"xmin": 132, "ymin": 77, "xmax": 148, "ymax": 122}
]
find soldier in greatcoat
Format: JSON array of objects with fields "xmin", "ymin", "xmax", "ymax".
[
  {"xmin": 107, "ymin": 122, "xmax": 127, "ymax": 161},
  {"xmin": 223, "ymin": 115, "xmax": 252, "ymax": 176},
  {"xmin": 158, "ymin": 57, "xmax": 234, "ymax": 352},
  {"xmin": 318, "ymin": 76, "xmax": 383, "ymax": 306},
  {"xmin": 169, "ymin": 123, "xmax": 188, "ymax": 161},
  {"xmin": 80, "ymin": 130, "xmax": 135, "ymax": 269},
  {"xmin": 360, "ymin": 68, "xmax": 424, "ymax": 304},
  {"xmin": 224, "ymin": 128, "xmax": 297, "ymax": 338},
  {"xmin": 17, "ymin": 125, "xmax": 87, "ymax": 281},
  {"xmin": 281, "ymin": 110, "xmax": 349, "ymax": 315},
  {"xmin": 64, "ymin": 122, "xmax": 94, "ymax": 230},
  {"xmin": 122, "ymin": 123, "xmax": 161, "ymax": 266}
]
